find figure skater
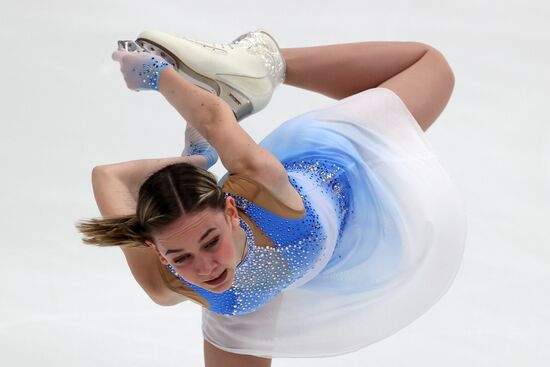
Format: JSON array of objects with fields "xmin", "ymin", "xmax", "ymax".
[{"xmin": 77, "ymin": 29, "xmax": 466, "ymax": 366}]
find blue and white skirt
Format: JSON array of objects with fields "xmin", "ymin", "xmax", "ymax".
[{"xmin": 202, "ymin": 88, "xmax": 467, "ymax": 358}]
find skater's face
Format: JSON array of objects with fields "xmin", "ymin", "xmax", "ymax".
[{"xmin": 146, "ymin": 196, "xmax": 247, "ymax": 293}]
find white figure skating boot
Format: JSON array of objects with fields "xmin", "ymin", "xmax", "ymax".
[{"xmin": 125, "ymin": 29, "xmax": 286, "ymax": 121}]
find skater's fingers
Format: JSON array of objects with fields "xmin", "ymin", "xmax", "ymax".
[{"xmin": 111, "ymin": 50, "xmax": 126, "ymax": 62}]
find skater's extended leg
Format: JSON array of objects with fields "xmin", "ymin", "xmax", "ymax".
[
  {"xmin": 281, "ymin": 42, "xmax": 455, "ymax": 130},
  {"xmin": 281, "ymin": 42, "xmax": 431, "ymax": 99}
]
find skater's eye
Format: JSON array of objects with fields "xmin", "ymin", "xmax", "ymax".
[
  {"xmin": 174, "ymin": 255, "xmax": 190, "ymax": 263},
  {"xmin": 174, "ymin": 237, "xmax": 219, "ymax": 264},
  {"xmin": 206, "ymin": 237, "xmax": 219, "ymax": 249}
]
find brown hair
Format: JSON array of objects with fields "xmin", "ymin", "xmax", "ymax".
[{"xmin": 76, "ymin": 162, "xmax": 226, "ymax": 248}]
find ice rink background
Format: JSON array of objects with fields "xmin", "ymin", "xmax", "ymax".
[{"xmin": 1, "ymin": 0, "xmax": 548, "ymax": 366}]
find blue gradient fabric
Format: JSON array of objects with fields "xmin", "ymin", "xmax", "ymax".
[{"xmin": 201, "ymin": 88, "xmax": 467, "ymax": 358}]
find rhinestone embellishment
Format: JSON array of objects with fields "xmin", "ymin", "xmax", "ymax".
[{"xmin": 229, "ymin": 30, "xmax": 286, "ymax": 85}]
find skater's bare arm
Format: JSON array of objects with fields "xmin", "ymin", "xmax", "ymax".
[
  {"xmin": 92, "ymin": 155, "xmax": 207, "ymax": 218},
  {"xmin": 92, "ymin": 156, "xmax": 206, "ymax": 306},
  {"xmin": 119, "ymin": 244, "xmax": 189, "ymax": 306},
  {"xmin": 158, "ymin": 67, "xmax": 290, "ymax": 189}
]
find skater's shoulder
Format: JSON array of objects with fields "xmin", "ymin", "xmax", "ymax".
[{"xmin": 222, "ymin": 173, "xmax": 305, "ymax": 219}]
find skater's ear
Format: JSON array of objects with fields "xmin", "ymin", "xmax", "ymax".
[
  {"xmin": 223, "ymin": 196, "xmax": 239, "ymax": 224},
  {"xmin": 145, "ymin": 240, "xmax": 170, "ymax": 265}
]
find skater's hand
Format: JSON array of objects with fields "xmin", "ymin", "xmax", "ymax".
[
  {"xmin": 181, "ymin": 124, "xmax": 219, "ymax": 169},
  {"xmin": 112, "ymin": 50, "xmax": 173, "ymax": 91}
]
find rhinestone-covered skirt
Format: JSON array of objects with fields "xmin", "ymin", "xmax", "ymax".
[{"xmin": 202, "ymin": 87, "xmax": 467, "ymax": 358}]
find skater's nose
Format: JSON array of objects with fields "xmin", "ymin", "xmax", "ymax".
[{"xmin": 195, "ymin": 254, "xmax": 218, "ymax": 276}]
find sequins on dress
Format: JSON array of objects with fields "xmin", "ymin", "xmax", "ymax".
[
  {"xmin": 164, "ymin": 158, "xmax": 352, "ymax": 315},
  {"xmin": 199, "ymin": 87, "xmax": 466, "ymax": 358}
]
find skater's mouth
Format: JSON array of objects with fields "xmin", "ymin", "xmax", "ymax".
[{"xmin": 205, "ymin": 269, "xmax": 228, "ymax": 286}]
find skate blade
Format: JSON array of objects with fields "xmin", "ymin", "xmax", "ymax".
[
  {"xmin": 118, "ymin": 40, "xmax": 146, "ymax": 52},
  {"xmin": 135, "ymin": 38, "xmax": 253, "ymax": 121},
  {"xmin": 117, "ymin": 39, "xmax": 181, "ymax": 78}
]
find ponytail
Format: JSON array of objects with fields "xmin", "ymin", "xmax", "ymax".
[
  {"xmin": 76, "ymin": 214, "xmax": 150, "ymax": 248},
  {"xmin": 76, "ymin": 162, "xmax": 225, "ymax": 248}
]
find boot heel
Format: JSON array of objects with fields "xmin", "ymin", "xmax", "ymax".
[{"xmin": 218, "ymin": 81, "xmax": 253, "ymax": 121}]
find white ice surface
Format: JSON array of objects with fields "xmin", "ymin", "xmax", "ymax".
[{"xmin": 0, "ymin": 0, "xmax": 548, "ymax": 366}]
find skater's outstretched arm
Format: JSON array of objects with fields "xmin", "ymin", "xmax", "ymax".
[
  {"xmin": 158, "ymin": 67, "xmax": 301, "ymax": 206},
  {"xmin": 158, "ymin": 67, "xmax": 286, "ymax": 178},
  {"xmin": 111, "ymin": 50, "xmax": 302, "ymax": 212}
]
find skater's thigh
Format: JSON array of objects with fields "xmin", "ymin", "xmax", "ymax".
[{"xmin": 204, "ymin": 339, "xmax": 272, "ymax": 367}]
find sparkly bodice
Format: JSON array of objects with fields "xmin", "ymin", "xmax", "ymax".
[{"xmin": 164, "ymin": 158, "xmax": 352, "ymax": 315}]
